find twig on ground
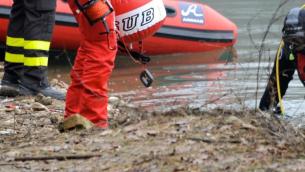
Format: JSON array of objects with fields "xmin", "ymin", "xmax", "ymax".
[{"xmin": 14, "ymin": 153, "xmax": 102, "ymax": 161}]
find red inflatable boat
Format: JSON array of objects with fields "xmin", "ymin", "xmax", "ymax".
[{"xmin": 0, "ymin": 0, "xmax": 238, "ymax": 55}]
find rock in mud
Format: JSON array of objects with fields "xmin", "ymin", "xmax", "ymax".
[
  {"xmin": 35, "ymin": 94, "xmax": 53, "ymax": 106},
  {"xmin": 0, "ymin": 129, "xmax": 16, "ymax": 135},
  {"xmin": 31, "ymin": 102, "xmax": 49, "ymax": 111}
]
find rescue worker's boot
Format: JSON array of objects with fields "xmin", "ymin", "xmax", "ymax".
[
  {"xmin": 1, "ymin": 70, "xmax": 65, "ymax": 100},
  {"xmin": 0, "ymin": 79, "xmax": 20, "ymax": 97},
  {"xmin": 0, "ymin": 63, "xmax": 22, "ymax": 97},
  {"xmin": 38, "ymin": 86, "xmax": 66, "ymax": 100},
  {"xmin": 19, "ymin": 67, "xmax": 66, "ymax": 100},
  {"xmin": 18, "ymin": 84, "xmax": 66, "ymax": 100}
]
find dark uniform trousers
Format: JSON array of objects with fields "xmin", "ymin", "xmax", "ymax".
[
  {"xmin": 3, "ymin": 0, "xmax": 56, "ymax": 90},
  {"xmin": 259, "ymin": 42, "xmax": 297, "ymax": 110}
]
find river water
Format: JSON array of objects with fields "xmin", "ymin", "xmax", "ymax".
[{"xmin": 49, "ymin": 0, "xmax": 305, "ymax": 121}]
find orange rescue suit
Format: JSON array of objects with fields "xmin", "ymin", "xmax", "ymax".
[{"xmin": 65, "ymin": 0, "xmax": 117, "ymax": 128}]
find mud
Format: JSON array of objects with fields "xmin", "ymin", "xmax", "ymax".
[
  {"xmin": 1, "ymin": 60, "xmax": 305, "ymax": 172},
  {"xmin": 1, "ymin": 84, "xmax": 305, "ymax": 171}
]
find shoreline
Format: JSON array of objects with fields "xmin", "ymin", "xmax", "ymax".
[{"xmin": 1, "ymin": 63, "xmax": 305, "ymax": 171}]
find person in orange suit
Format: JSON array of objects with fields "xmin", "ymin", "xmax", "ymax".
[{"xmin": 64, "ymin": 0, "xmax": 117, "ymax": 129}]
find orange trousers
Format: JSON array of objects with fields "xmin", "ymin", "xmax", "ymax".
[{"xmin": 65, "ymin": 0, "xmax": 117, "ymax": 128}]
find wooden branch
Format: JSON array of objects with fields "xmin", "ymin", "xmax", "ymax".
[
  {"xmin": 187, "ymin": 137, "xmax": 241, "ymax": 144},
  {"xmin": 14, "ymin": 153, "xmax": 102, "ymax": 161}
]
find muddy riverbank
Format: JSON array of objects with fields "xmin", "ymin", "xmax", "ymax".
[{"xmin": 1, "ymin": 64, "xmax": 305, "ymax": 171}]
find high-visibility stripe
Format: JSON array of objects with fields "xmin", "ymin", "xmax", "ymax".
[
  {"xmin": 5, "ymin": 52, "xmax": 24, "ymax": 63},
  {"xmin": 24, "ymin": 40, "xmax": 51, "ymax": 51},
  {"xmin": 301, "ymin": 4, "xmax": 305, "ymax": 9},
  {"xmin": 6, "ymin": 36, "xmax": 24, "ymax": 47},
  {"xmin": 24, "ymin": 57, "xmax": 48, "ymax": 67}
]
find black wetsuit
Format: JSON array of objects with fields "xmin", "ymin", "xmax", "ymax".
[{"xmin": 259, "ymin": 42, "xmax": 305, "ymax": 111}]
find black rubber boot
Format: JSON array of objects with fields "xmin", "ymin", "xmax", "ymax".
[
  {"xmin": 0, "ymin": 72, "xmax": 20, "ymax": 97},
  {"xmin": 38, "ymin": 86, "xmax": 66, "ymax": 100},
  {"xmin": 19, "ymin": 66, "xmax": 66, "ymax": 100},
  {"xmin": 19, "ymin": 84, "xmax": 66, "ymax": 100},
  {"xmin": 0, "ymin": 80, "xmax": 20, "ymax": 97}
]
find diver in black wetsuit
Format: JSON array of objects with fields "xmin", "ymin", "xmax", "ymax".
[{"xmin": 259, "ymin": 6, "xmax": 305, "ymax": 113}]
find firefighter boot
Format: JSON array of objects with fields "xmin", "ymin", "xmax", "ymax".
[
  {"xmin": 0, "ymin": 64, "xmax": 23, "ymax": 97},
  {"xmin": 0, "ymin": 79, "xmax": 20, "ymax": 97},
  {"xmin": 37, "ymin": 86, "xmax": 66, "ymax": 100},
  {"xmin": 19, "ymin": 84, "xmax": 66, "ymax": 100},
  {"xmin": 17, "ymin": 66, "xmax": 66, "ymax": 100}
]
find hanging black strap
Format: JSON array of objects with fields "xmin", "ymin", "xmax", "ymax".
[{"xmin": 117, "ymin": 41, "xmax": 150, "ymax": 64}]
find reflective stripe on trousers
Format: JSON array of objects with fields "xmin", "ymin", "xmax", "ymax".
[{"xmin": 5, "ymin": 36, "xmax": 50, "ymax": 67}]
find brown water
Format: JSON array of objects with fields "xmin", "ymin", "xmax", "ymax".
[{"xmin": 48, "ymin": 0, "xmax": 305, "ymax": 119}]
